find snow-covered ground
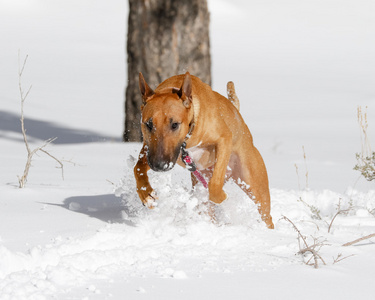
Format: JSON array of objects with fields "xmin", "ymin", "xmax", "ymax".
[{"xmin": 1, "ymin": 0, "xmax": 375, "ymax": 299}]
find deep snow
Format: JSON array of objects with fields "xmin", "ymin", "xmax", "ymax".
[{"xmin": 1, "ymin": 0, "xmax": 375, "ymax": 299}]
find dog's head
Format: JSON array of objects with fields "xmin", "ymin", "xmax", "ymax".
[{"xmin": 139, "ymin": 72, "xmax": 194, "ymax": 172}]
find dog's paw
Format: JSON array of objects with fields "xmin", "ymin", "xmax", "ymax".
[
  {"xmin": 137, "ymin": 185, "xmax": 158, "ymax": 209},
  {"xmin": 144, "ymin": 191, "xmax": 158, "ymax": 209},
  {"xmin": 208, "ymin": 188, "xmax": 228, "ymax": 204}
]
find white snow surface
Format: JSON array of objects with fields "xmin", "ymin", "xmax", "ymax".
[{"xmin": 1, "ymin": 0, "xmax": 375, "ymax": 299}]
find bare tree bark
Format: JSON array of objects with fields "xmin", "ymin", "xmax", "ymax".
[{"xmin": 124, "ymin": 0, "xmax": 211, "ymax": 142}]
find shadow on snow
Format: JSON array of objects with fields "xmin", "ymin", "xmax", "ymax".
[
  {"xmin": 43, "ymin": 194, "xmax": 135, "ymax": 226},
  {"xmin": 0, "ymin": 110, "xmax": 120, "ymax": 144}
]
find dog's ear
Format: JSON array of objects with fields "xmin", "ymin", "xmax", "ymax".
[
  {"xmin": 176, "ymin": 72, "xmax": 192, "ymax": 108},
  {"xmin": 139, "ymin": 72, "xmax": 154, "ymax": 103}
]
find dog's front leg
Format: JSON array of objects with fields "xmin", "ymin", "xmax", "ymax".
[
  {"xmin": 209, "ymin": 135, "xmax": 232, "ymax": 204},
  {"xmin": 134, "ymin": 144, "xmax": 157, "ymax": 208}
]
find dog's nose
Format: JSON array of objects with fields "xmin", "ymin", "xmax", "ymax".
[{"xmin": 150, "ymin": 159, "xmax": 173, "ymax": 172}]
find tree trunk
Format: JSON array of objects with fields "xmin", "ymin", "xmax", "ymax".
[{"xmin": 124, "ymin": 0, "xmax": 211, "ymax": 142}]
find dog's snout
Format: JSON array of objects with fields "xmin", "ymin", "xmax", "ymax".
[
  {"xmin": 155, "ymin": 160, "xmax": 168, "ymax": 171},
  {"xmin": 154, "ymin": 160, "xmax": 173, "ymax": 172},
  {"xmin": 146, "ymin": 142, "xmax": 181, "ymax": 172},
  {"xmin": 148, "ymin": 157, "xmax": 174, "ymax": 172}
]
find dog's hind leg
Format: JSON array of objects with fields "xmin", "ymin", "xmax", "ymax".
[{"xmin": 230, "ymin": 149, "xmax": 274, "ymax": 229}]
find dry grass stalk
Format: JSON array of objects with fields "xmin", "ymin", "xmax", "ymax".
[
  {"xmin": 295, "ymin": 146, "xmax": 309, "ymax": 190},
  {"xmin": 295, "ymin": 163, "xmax": 301, "ymax": 190},
  {"xmin": 295, "ymin": 147, "xmax": 322, "ymax": 219},
  {"xmin": 354, "ymin": 106, "xmax": 375, "ymax": 181},
  {"xmin": 357, "ymin": 106, "xmax": 371, "ymax": 157},
  {"xmin": 302, "ymin": 146, "xmax": 308, "ymax": 189},
  {"xmin": 17, "ymin": 52, "xmax": 64, "ymax": 188}
]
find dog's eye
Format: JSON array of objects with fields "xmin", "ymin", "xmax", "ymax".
[
  {"xmin": 171, "ymin": 122, "xmax": 180, "ymax": 131},
  {"xmin": 145, "ymin": 120, "xmax": 153, "ymax": 132}
]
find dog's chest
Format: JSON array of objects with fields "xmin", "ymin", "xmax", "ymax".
[{"xmin": 187, "ymin": 144, "xmax": 216, "ymax": 170}]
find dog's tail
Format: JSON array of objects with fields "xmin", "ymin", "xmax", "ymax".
[{"xmin": 227, "ymin": 81, "xmax": 240, "ymax": 111}]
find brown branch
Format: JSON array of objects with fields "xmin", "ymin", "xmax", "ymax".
[{"xmin": 342, "ymin": 233, "xmax": 375, "ymax": 247}]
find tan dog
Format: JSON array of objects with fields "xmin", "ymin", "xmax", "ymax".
[{"xmin": 134, "ymin": 72, "xmax": 274, "ymax": 229}]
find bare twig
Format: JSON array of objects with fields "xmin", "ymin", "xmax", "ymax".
[
  {"xmin": 328, "ymin": 198, "xmax": 352, "ymax": 233},
  {"xmin": 299, "ymin": 236, "xmax": 327, "ymax": 268},
  {"xmin": 333, "ymin": 253, "xmax": 356, "ymax": 264},
  {"xmin": 282, "ymin": 216, "xmax": 326, "ymax": 268},
  {"xmin": 342, "ymin": 233, "xmax": 375, "ymax": 247},
  {"xmin": 39, "ymin": 148, "xmax": 64, "ymax": 180},
  {"xmin": 299, "ymin": 246, "xmax": 326, "ymax": 269},
  {"xmin": 17, "ymin": 52, "xmax": 64, "ymax": 188},
  {"xmin": 282, "ymin": 216, "xmax": 308, "ymax": 248}
]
